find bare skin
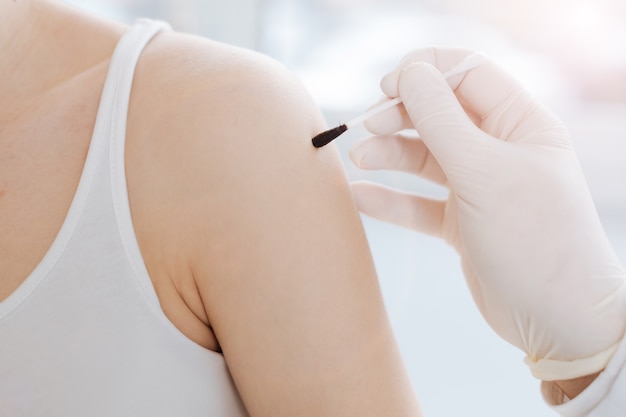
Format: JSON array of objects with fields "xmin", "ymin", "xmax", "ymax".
[
  {"xmin": 551, "ymin": 372, "xmax": 601, "ymax": 403},
  {"xmin": 0, "ymin": 2, "xmax": 128, "ymax": 305},
  {"xmin": 1, "ymin": 1, "xmax": 422, "ymax": 416},
  {"xmin": 0, "ymin": 1, "xmax": 600, "ymax": 413}
]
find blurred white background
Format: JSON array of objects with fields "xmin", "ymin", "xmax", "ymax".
[{"xmin": 67, "ymin": 1, "xmax": 626, "ymax": 415}]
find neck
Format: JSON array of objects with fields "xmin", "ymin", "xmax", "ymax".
[
  {"xmin": 0, "ymin": 0, "xmax": 55, "ymax": 111},
  {"xmin": 1, "ymin": 0, "xmax": 38, "ymax": 62},
  {"xmin": 0, "ymin": 0, "xmax": 126, "ymax": 120}
]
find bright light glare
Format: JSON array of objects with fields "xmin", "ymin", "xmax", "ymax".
[
  {"xmin": 568, "ymin": 3, "xmax": 606, "ymax": 33},
  {"xmin": 561, "ymin": 1, "xmax": 614, "ymax": 55}
]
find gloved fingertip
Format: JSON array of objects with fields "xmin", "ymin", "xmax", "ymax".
[
  {"xmin": 399, "ymin": 61, "xmax": 447, "ymax": 92},
  {"xmin": 382, "ymin": 59, "xmax": 443, "ymax": 98},
  {"xmin": 348, "ymin": 181, "xmax": 375, "ymax": 212},
  {"xmin": 380, "ymin": 70, "xmax": 400, "ymax": 97},
  {"xmin": 363, "ymin": 114, "xmax": 395, "ymax": 135},
  {"xmin": 349, "ymin": 140, "xmax": 369, "ymax": 168},
  {"xmin": 363, "ymin": 112, "xmax": 405, "ymax": 136}
]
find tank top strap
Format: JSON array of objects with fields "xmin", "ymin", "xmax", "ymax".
[
  {"xmin": 0, "ymin": 19, "xmax": 171, "ymax": 319},
  {"xmin": 0, "ymin": 20, "xmax": 249, "ymax": 416},
  {"xmin": 104, "ymin": 19, "xmax": 172, "ymax": 309},
  {"xmin": 92, "ymin": 19, "xmax": 171, "ymax": 153}
]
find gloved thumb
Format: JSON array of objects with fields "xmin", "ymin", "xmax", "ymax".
[{"xmin": 397, "ymin": 62, "xmax": 487, "ymax": 167}]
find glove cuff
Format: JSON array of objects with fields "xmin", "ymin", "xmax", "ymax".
[{"xmin": 524, "ymin": 342, "xmax": 620, "ymax": 381}]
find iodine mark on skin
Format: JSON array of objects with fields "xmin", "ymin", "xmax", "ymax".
[{"xmin": 0, "ymin": 190, "xmax": 5, "ymax": 198}]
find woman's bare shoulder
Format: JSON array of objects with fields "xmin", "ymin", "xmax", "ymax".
[
  {"xmin": 124, "ymin": 28, "xmax": 340, "ymax": 286},
  {"xmin": 124, "ymin": 30, "xmax": 422, "ymax": 417},
  {"xmin": 125, "ymin": 27, "xmax": 337, "ymax": 225},
  {"xmin": 129, "ymin": 29, "xmax": 326, "ymax": 143},
  {"xmin": 124, "ymin": 29, "xmax": 339, "ymax": 349},
  {"xmin": 127, "ymin": 29, "xmax": 330, "ymax": 176}
]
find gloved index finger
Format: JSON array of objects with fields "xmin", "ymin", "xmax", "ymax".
[
  {"xmin": 381, "ymin": 47, "xmax": 474, "ymax": 97},
  {"xmin": 366, "ymin": 53, "xmax": 485, "ymax": 136},
  {"xmin": 382, "ymin": 47, "xmax": 535, "ymax": 123}
]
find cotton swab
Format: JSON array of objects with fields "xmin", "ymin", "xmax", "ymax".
[{"xmin": 311, "ymin": 53, "xmax": 484, "ymax": 148}]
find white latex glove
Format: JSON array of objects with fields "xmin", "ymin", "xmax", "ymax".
[{"xmin": 350, "ymin": 48, "xmax": 626, "ymax": 381}]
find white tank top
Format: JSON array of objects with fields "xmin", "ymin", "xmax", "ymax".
[
  {"xmin": 547, "ymin": 332, "xmax": 626, "ymax": 417},
  {"xmin": 0, "ymin": 19, "xmax": 249, "ymax": 417}
]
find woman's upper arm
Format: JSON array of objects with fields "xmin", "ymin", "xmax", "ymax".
[{"xmin": 168, "ymin": 41, "xmax": 423, "ymax": 417}]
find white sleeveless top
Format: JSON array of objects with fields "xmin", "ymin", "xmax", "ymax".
[
  {"xmin": 547, "ymin": 332, "xmax": 626, "ymax": 417},
  {"xmin": 0, "ymin": 19, "xmax": 249, "ymax": 417}
]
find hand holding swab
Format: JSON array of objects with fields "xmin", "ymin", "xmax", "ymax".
[{"xmin": 311, "ymin": 53, "xmax": 484, "ymax": 148}]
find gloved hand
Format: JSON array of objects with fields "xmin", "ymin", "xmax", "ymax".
[{"xmin": 350, "ymin": 47, "xmax": 626, "ymax": 381}]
